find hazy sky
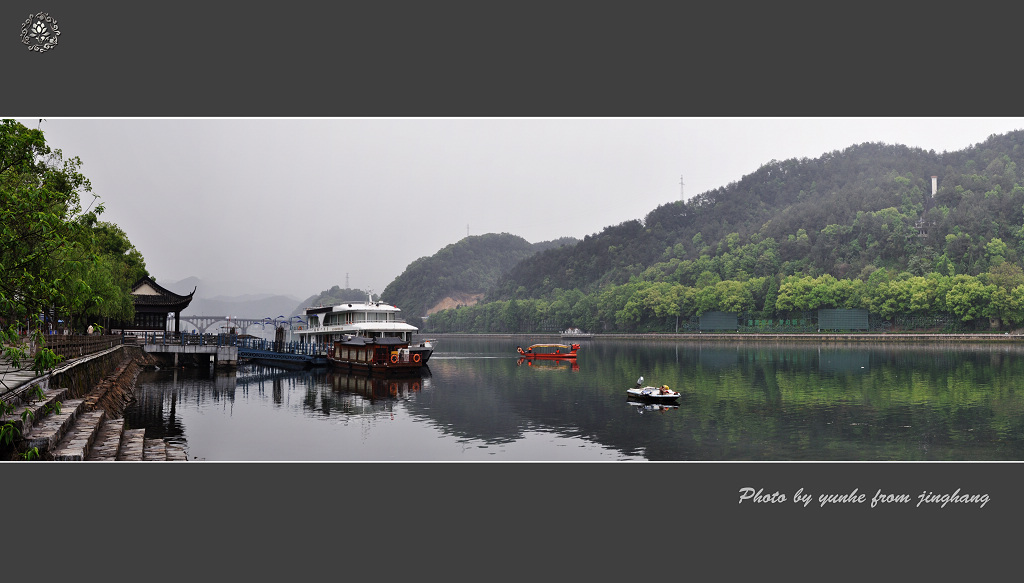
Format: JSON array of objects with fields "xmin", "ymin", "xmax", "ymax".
[{"xmin": 18, "ymin": 118, "xmax": 1024, "ymax": 300}]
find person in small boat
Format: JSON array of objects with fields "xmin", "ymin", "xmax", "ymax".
[{"xmin": 660, "ymin": 385, "xmax": 671, "ymax": 394}]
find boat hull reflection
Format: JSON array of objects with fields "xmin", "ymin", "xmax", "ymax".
[
  {"xmin": 516, "ymin": 357, "xmax": 579, "ymax": 372},
  {"xmin": 627, "ymin": 398, "xmax": 679, "ymax": 413},
  {"xmin": 325, "ymin": 368, "xmax": 429, "ymax": 400}
]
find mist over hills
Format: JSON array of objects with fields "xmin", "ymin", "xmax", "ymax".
[
  {"xmin": 162, "ymin": 276, "xmax": 304, "ymax": 319},
  {"xmin": 161, "ymin": 234, "xmax": 578, "ymax": 321}
]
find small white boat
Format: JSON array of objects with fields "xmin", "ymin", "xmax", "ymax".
[
  {"xmin": 626, "ymin": 376, "xmax": 680, "ymax": 401},
  {"xmin": 560, "ymin": 327, "xmax": 593, "ymax": 339}
]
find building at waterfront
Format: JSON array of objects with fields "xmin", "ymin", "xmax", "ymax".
[{"xmin": 117, "ymin": 275, "xmax": 195, "ymax": 333}]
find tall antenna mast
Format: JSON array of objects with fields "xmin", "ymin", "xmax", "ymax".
[
  {"xmin": 467, "ymin": 224, "xmax": 470, "ymax": 237},
  {"xmin": 345, "ymin": 273, "xmax": 349, "ymax": 289},
  {"xmin": 680, "ymin": 174, "xmax": 685, "ymax": 200}
]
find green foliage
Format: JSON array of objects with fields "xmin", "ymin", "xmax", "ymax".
[
  {"xmin": 1, "ymin": 119, "xmax": 90, "ymax": 321},
  {"xmin": 32, "ymin": 346, "xmax": 63, "ymax": 375},
  {"xmin": 423, "ymin": 270, "xmax": 1024, "ymax": 334},
  {"xmin": 411, "ymin": 130, "xmax": 1024, "ymax": 333},
  {"xmin": 1, "ymin": 386, "xmax": 61, "ymax": 459},
  {"xmin": 1, "ymin": 119, "xmax": 147, "ymax": 336},
  {"xmin": 0, "ymin": 422, "xmax": 18, "ymax": 447},
  {"xmin": 1, "ymin": 397, "xmax": 20, "ymax": 450},
  {"xmin": 383, "ymin": 233, "xmax": 578, "ymax": 317},
  {"xmin": 946, "ymin": 276, "xmax": 995, "ymax": 322},
  {"xmin": 294, "ymin": 286, "xmax": 379, "ymax": 316},
  {"xmin": 2, "ymin": 323, "xmax": 63, "ymax": 381},
  {"xmin": 484, "ymin": 134, "xmax": 1024, "ymax": 297}
]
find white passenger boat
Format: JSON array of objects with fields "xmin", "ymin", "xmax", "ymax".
[{"xmin": 293, "ymin": 296, "xmax": 433, "ymax": 365}]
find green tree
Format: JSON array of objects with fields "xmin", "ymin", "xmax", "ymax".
[
  {"xmin": 1006, "ymin": 286, "xmax": 1024, "ymax": 326},
  {"xmin": 775, "ymin": 275, "xmax": 814, "ymax": 311},
  {"xmin": 1, "ymin": 119, "xmax": 93, "ymax": 324},
  {"xmin": 986, "ymin": 237, "xmax": 1008, "ymax": 266},
  {"xmin": 1, "ymin": 119, "xmax": 105, "ymax": 378},
  {"xmin": 945, "ymin": 275, "xmax": 994, "ymax": 322},
  {"xmin": 57, "ymin": 214, "xmax": 147, "ymax": 331},
  {"xmin": 714, "ymin": 280, "xmax": 754, "ymax": 313}
]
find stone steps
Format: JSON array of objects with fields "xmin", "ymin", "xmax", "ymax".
[
  {"xmin": 52, "ymin": 409, "xmax": 107, "ymax": 461},
  {"xmin": 166, "ymin": 441, "xmax": 188, "ymax": 461},
  {"xmin": 86, "ymin": 418, "xmax": 126, "ymax": 461},
  {"xmin": 116, "ymin": 428, "xmax": 147, "ymax": 461},
  {"xmin": 78, "ymin": 419, "xmax": 186, "ymax": 461},
  {"xmin": 1, "ymin": 387, "xmax": 70, "ymax": 441},
  {"xmin": 8, "ymin": 393, "xmax": 187, "ymax": 461},
  {"xmin": 4, "ymin": 348, "xmax": 187, "ymax": 461},
  {"xmin": 143, "ymin": 437, "xmax": 166, "ymax": 460},
  {"xmin": 18, "ymin": 398, "xmax": 88, "ymax": 455}
]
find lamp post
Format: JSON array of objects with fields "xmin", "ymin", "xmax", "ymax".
[{"xmin": 285, "ymin": 316, "xmax": 305, "ymax": 345}]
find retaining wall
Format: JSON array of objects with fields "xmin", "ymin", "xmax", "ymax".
[{"xmin": 5, "ymin": 345, "xmax": 155, "ymax": 408}]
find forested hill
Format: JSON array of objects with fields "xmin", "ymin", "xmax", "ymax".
[
  {"xmin": 290, "ymin": 286, "xmax": 379, "ymax": 317},
  {"xmin": 381, "ymin": 233, "xmax": 577, "ymax": 318},
  {"xmin": 489, "ymin": 131, "xmax": 1024, "ymax": 300}
]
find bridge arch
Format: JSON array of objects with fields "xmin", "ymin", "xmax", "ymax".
[
  {"xmin": 177, "ymin": 315, "xmax": 306, "ymax": 335},
  {"xmin": 178, "ymin": 316, "xmax": 270, "ymax": 334}
]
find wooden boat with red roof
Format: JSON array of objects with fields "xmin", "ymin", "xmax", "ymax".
[{"xmin": 516, "ymin": 343, "xmax": 580, "ymax": 359}]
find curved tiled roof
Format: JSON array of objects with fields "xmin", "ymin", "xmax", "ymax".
[{"xmin": 131, "ymin": 276, "xmax": 195, "ymax": 311}]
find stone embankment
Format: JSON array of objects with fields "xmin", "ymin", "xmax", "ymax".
[{"xmin": 1, "ymin": 345, "xmax": 186, "ymax": 461}]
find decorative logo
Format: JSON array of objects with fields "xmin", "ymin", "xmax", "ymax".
[{"xmin": 21, "ymin": 12, "xmax": 60, "ymax": 52}]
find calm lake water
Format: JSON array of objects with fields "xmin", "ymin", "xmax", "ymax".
[{"xmin": 122, "ymin": 337, "xmax": 1024, "ymax": 461}]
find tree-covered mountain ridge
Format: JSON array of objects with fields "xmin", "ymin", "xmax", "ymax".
[
  {"xmin": 425, "ymin": 129, "xmax": 1024, "ymax": 333},
  {"xmin": 379, "ymin": 233, "xmax": 578, "ymax": 320}
]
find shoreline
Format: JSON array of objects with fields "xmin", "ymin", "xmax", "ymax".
[{"xmin": 419, "ymin": 332, "xmax": 1024, "ymax": 343}]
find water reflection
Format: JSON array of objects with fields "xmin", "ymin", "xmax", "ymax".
[
  {"xmin": 323, "ymin": 370, "xmax": 425, "ymax": 401},
  {"xmin": 233, "ymin": 365, "xmax": 430, "ymax": 420},
  {"xmin": 516, "ymin": 357, "xmax": 579, "ymax": 371},
  {"xmin": 121, "ymin": 338, "xmax": 1024, "ymax": 461},
  {"xmin": 626, "ymin": 399, "xmax": 680, "ymax": 414},
  {"xmin": 123, "ymin": 366, "xmax": 239, "ymax": 449}
]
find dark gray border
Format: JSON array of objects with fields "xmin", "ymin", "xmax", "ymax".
[
  {"xmin": 2, "ymin": 1, "xmax": 1019, "ymax": 576},
  {"xmin": 13, "ymin": 462, "xmax": 1020, "ymax": 577},
  {"xmin": 4, "ymin": 2, "xmax": 1012, "ymax": 116}
]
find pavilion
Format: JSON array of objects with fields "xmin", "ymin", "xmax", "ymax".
[{"xmin": 122, "ymin": 275, "xmax": 195, "ymax": 333}]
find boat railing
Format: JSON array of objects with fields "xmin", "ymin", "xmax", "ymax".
[{"xmin": 299, "ymin": 319, "xmax": 408, "ymax": 332}]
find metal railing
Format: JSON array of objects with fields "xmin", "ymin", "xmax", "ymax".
[
  {"xmin": 130, "ymin": 331, "xmax": 325, "ymax": 357},
  {"xmin": 236, "ymin": 336, "xmax": 324, "ymax": 356},
  {"xmin": 34, "ymin": 334, "xmax": 123, "ymax": 360},
  {"xmin": 132, "ymin": 331, "xmax": 233, "ymax": 347}
]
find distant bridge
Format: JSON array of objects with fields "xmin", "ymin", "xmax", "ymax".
[{"xmin": 178, "ymin": 315, "xmax": 306, "ymax": 335}]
